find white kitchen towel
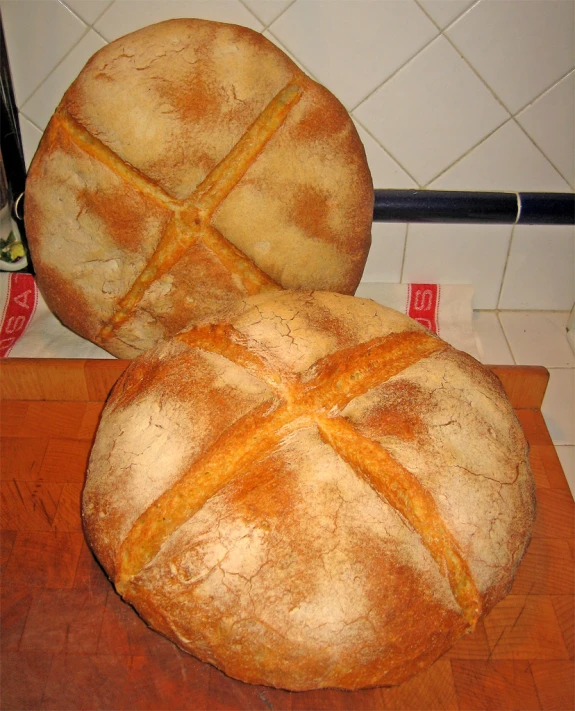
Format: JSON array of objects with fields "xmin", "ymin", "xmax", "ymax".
[
  {"xmin": 356, "ymin": 281, "xmax": 479, "ymax": 358},
  {"xmin": 0, "ymin": 273, "xmax": 479, "ymax": 360},
  {"xmin": 0, "ymin": 273, "xmax": 113, "ymax": 359}
]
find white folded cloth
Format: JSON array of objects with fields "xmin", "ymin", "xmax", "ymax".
[
  {"xmin": 0, "ymin": 273, "xmax": 113, "ymax": 359},
  {"xmin": 356, "ymin": 282, "xmax": 479, "ymax": 358},
  {"xmin": 0, "ymin": 273, "xmax": 478, "ymax": 360}
]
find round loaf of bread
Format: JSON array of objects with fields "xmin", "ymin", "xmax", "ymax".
[
  {"xmin": 83, "ymin": 291, "xmax": 535, "ymax": 690},
  {"xmin": 24, "ymin": 19, "xmax": 373, "ymax": 358}
]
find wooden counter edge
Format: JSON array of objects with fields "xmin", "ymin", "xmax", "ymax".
[{"xmin": 0, "ymin": 359, "xmax": 549, "ymax": 410}]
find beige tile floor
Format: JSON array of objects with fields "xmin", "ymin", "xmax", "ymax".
[{"xmin": 474, "ymin": 309, "xmax": 574, "ymax": 497}]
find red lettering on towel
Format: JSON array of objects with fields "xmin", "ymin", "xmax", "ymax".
[
  {"xmin": 407, "ymin": 284, "xmax": 440, "ymax": 335},
  {"xmin": 0, "ymin": 274, "xmax": 38, "ymax": 357}
]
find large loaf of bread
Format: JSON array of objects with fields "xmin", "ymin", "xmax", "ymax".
[
  {"xmin": 24, "ymin": 19, "xmax": 373, "ymax": 358},
  {"xmin": 83, "ymin": 291, "xmax": 535, "ymax": 690}
]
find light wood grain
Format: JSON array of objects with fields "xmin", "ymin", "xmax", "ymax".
[
  {"xmin": 0, "ymin": 360, "xmax": 550, "ymax": 410},
  {"xmin": 490, "ymin": 365, "xmax": 549, "ymax": 410},
  {"xmin": 0, "ymin": 359, "xmax": 90, "ymax": 401}
]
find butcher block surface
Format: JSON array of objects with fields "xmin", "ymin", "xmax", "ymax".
[{"xmin": 0, "ymin": 359, "xmax": 573, "ymax": 711}]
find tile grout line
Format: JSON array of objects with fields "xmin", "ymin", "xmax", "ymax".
[
  {"xmin": 239, "ymin": 0, "xmax": 298, "ymax": 32},
  {"xmin": 352, "ymin": 51, "xmax": 512, "ymax": 186},
  {"xmin": 348, "ymin": 27, "xmax": 442, "ymax": 115},
  {"xmin": 423, "ymin": 18, "xmax": 538, "ymax": 187},
  {"xmin": 471, "ymin": 310, "xmax": 511, "ymax": 365},
  {"xmin": 18, "ymin": 24, "xmax": 90, "ymax": 111},
  {"xmin": 19, "ymin": 110, "xmax": 43, "ymax": 133},
  {"xmin": 249, "ymin": 0, "xmax": 320, "ymax": 81},
  {"xmin": 443, "ymin": 26, "xmax": 519, "ymax": 118},
  {"xmin": 420, "ymin": 22, "xmax": 536, "ymax": 188},
  {"xmin": 495, "ymin": 311, "xmax": 518, "ymax": 366},
  {"xmin": 438, "ymin": 19, "xmax": 575, "ymax": 190},
  {"xmin": 92, "ymin": 0, "xmax": 116, "ymax": 28},
  {"xmin": 495, "ymin": 222, "xmax": 517, "ymax": 310},
  {"xmin": 350, "ymin": 0, "xmax": 512, "ymax": 182},
  {"xmin": 89, "ymin": 25, "xmax": 111, "ymax": 45},
  {"xmin": 513, "ymin": 66, "xmax": 575, "ymax": 119},
  {"xmin": 264, "ymin": 27, "xmax": 320, "ymax": 83},
  {"xmin": 414, "ymin": 0, "xmax": 482, "ymax": 35},
  {"xmin": 58, "ymin": 0, "xmax": 114, "ymax": 28},
  {"xmin": 510, "ymin": 116, "xmax": 574, "ymax": 192},
  {"xmin": 351, "ymin": 114, "xmax": 421, "ymax": 188},
  {"xmin": 269, "ymin": 0, "xmax": 299, "ymax": 31},
  {"xmin": 353, "ymin": 1, "xmax": 572, "ymax": 192},
  {"xmin": 343, "ymin": 23, "xmax": 439, "ymax": 184},
  {"xmin": 399, "ymin": 224, "xmax": 410, "ymax": 283},
  {"xmin": 494, "ymin": 311, "xmax": 575, "ymax": 367},
  {"xmin": 236, "ymin": 0, "xmax": 269, "ymax": 30},
  {"xmin": 422, "ymin": 116, "xmax": 513, "ymax": 188},
  {"xmin": 53, "ymin": 0, "xmax": 113, "ymax": 46}
]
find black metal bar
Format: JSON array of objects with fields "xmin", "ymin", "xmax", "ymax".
[
  {"xmin": 373, "ymin": 189, "xmax": 575, "ymax": 225},
  {"xmin": 518, "ymin": 192, "xmax": 575, "ymax": 225},
  {"xmin": 373, "ymin": 190, "xmax": 517, "ymax": 223}
]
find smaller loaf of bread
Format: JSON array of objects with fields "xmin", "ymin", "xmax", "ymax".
[
  {"xmin": 24, "ymin": 19, "xmax": 373, "ymax": 359},
  {"xmin": 83, "ymin": 291, "xmax": 535, "ymax": 690}
]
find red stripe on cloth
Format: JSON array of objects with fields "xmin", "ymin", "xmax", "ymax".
[
  {"xmin": 0, "ymin": 274, "xmax": 38, "ymax": 357},
  {"xmin": 407, "ymin": 283, "xmax": 440, "ymax": 335}
]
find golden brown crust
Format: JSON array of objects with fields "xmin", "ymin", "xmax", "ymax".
[
  {"xmin": 83, "ymin": 292, "xmax": 535, "ymax": 690},
  {"xmin": 24, "ymin": 19, "xmax": 373, "ymax": 358}
]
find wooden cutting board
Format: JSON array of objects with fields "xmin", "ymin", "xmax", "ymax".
[{"xmin": 0, "ymin": 360, "xmax": 573, "ymax": 711}]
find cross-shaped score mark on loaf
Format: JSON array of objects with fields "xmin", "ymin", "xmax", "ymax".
[
  {"xmin": 115, "ymin": 325, "xmax": 482, "ymax": 629},
  {"xmin": 55, "ymin": 81, "xmax": 304, "ymax": 342}
]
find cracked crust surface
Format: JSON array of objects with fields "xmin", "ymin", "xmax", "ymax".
[
  {"xmin": 24, "ymin": 19, "xmax": 373, "ymax": 358},
  {"xmin": 82, "ymin": 292, "xmax": 535, "ymax": 690}
]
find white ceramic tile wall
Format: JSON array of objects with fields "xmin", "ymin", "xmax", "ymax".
[
  {"xmin": 401, "ymin": 223, "xmax": 512, "ymax": 309},
  {"xmin": 17, "ymin": 114, "xmax": 42, "ymax": 169},
  {"xmin": 272, "ymin": 0, "xmax": 438, "ymax": 110},
  {"xmin": 361, "ymin": 223, "xmax": 406, "ymax": 283},
  {"xmin": 475, "ymin": 310, "xmax": 575, "ymax": 498},
  {"xmin": 93, "ymin": 0, "xmax": 262, "ymax": 42},
  {"xmin": 498, "ymin": 311, "xmax": 574, "ymax": 368},
  {"xmin": 446, "ymin": 0, "xmax": 574, "ymax": 115},
  {"xmin": 1, "ymin": 0, "xmax": 573, "ymax": 492},
  {"xmin": 65, "ymin": 0, "xmax": 113, "ymax": 26},
  {"xmin": 499, "ymin": 225, "xmax": 575, "ymax": 311},
  {"xmin": 1, "ymin": 0, "xmax": 86, "ymax": 105},
  {"xmin": 417, "ymin": 0, "xmax": 475, "ymax": 30},
  {"xmin": 516, "ymin": 72, "xmax": 575, "ymax": 189},
  {"xmin": 472, "ymin": 311, "xmax": 514, "ymax": 365},
  {"xmin": 355, "ymin": 35, "xmax": 509, "ymax": 186},
  {"xmin": 243, "ymin": 1, "xmax": 293, "ymax": 28},
  {"xmin": 429, "ymin": 120, "xmax": 572, "ymax": 193},
  {"xmin": 21, "ymin": 30, "xmax": 106, "ymax": 130}
]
